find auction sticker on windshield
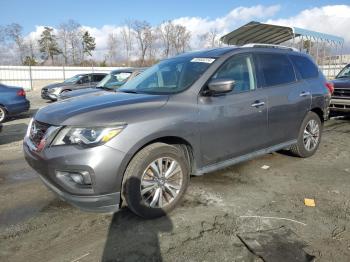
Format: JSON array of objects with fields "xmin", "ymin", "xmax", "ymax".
[{"xmin": 191, "ymin": 58, "xmax": 215, "ymax": 64}]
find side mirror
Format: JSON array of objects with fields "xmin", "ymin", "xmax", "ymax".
[
  {"xmin": 206, "ymin": 79, "xmax": 235, "ymax": 95},
  {"xmin": 77, "ymin": 79, "xmax": 83, "ymax": 84}
]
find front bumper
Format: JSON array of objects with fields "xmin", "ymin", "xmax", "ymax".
[
  {"xmin": 23, "ymin": 137, "xmax": 127, "ymax": 213},
  {"xmin": 330, "ymin": 98, "xmax": 350, "ymax": 112},
  {"xmin": 41, "ymin": 89, "xmax": 59, "ymax": 100}
]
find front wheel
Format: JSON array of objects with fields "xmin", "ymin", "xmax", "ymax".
[
  {"xmin": 122, "ymin": 143, "xmax": 189, "ymax": 219},
  {"xmin": 290, "ymin": 111, "xmax": 322, "ymax": 158}
]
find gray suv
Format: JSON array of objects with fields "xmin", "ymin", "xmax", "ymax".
[
  {"xmin": 24, "ymin": 46, "xmax": 331, "ymax": 218},
  {"xmin": 41, "ymin": 73, "xmax": 107, "ymax": 101}
]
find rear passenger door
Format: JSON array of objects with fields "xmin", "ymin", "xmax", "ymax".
[{"xmin": 256, "ymin": 53, "xmax": 311, "ymax": 146}]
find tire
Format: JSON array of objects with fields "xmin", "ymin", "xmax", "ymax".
[
  {"xmin": 290, "ymin": 111, "xmax": 322, "ymax": 158},
  {"xmin": 122, "ymin": 142, "xmax": 190, "ymax": 219},
  {"xmin": 0, "ymin": 106, "xmax": 7, "ymax": 123}
]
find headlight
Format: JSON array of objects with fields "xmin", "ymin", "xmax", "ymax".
[
  {"xmin": 49, "ymin": 87, "xmax": 61, "ymax": 94},
  {"xmin": 51, "ymin": 126, "xmax": 125, "ymax": 147}
]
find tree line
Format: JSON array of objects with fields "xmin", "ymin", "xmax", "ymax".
[{"xmin": 0, "ymin": 19, "xmax": 221, "ymax": 67}]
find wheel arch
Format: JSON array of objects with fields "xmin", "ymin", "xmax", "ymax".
[
  {"xmin": 310, "ymin": 107, "xmax": 324, "ymax": 122},
  {"xmin": 118, "ymin": 135, "xmax": 196, "ymax": 206}
]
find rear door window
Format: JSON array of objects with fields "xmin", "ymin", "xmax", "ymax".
[
  {"xmin": 290, "ymin": 55, "xmax": 319, "ymax": 79},
  {"xmin": 257, "ymin": 53, "xmax": 296, "ymax": 87}
]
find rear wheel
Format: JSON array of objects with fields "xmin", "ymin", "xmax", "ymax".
[
  {"xmin": 0, "ymin": 106, "xmax": 7, "ymax": 123},
  {"xmin": 122, "ymin": 143, "xmax": 189, "ymax": 218},
  {"xmin": 290, "ymin": 112, "xmax": 322, "ymax": 158}
]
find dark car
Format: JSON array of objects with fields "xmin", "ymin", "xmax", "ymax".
[
  {"xmin": 329, "ymin": 64, "xmax": 350, "ymax": 116},
  {"xmin": 0, "ymin": 84, "xmax": 30, "ymax": 123},
  {"xmin": 24, "ymin": 45, "xmax": 331, "ymax": 218},
  {"xmin": 59, "ymin": 68, "xmax": 146, "ymax": 100},
  {"xmin": 41, "ymin": 73, "xmax": 107, "ymax": 101}
]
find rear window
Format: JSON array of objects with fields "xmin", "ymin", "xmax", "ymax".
[
  {"xmin": 257, "ymin": 53, "xmax": 296, "ymax": 87},
  {"xmin": 290, "ymin": 55, "xmax": 319, "ymax": 79}
]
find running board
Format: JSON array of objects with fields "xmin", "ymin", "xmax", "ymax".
[{"xmin": 195, "ymin": 140, "xmax": 297, "ymax": 176}]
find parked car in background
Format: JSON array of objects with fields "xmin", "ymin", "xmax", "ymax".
[
  {"xmin": 41, "ymin": 73, "xmax": 107, "ymax": 101},
  {"xmin": 59, "ymin": 68, "xmax": 146, "ymax": 100},
  {"xmin": 24, "ymin": 45, "xmax": 331, "ymax": 219},
  {"xmin": 0, "ymin": 84, "xmax": 30, "ymax": 123},
  {"xmin": 329, "ymin": 64, "xmax": 350, "ymax": 116}
]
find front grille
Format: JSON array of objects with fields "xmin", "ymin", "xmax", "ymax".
[
  {"xmin": 333, "ymin": 88, "xmax": 350, "ymax": 98},
  {"xmin": 29, "ymin": 120, "xmax": 51, "ymax": 146}
]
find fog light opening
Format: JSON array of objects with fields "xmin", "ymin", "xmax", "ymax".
[{"xmin": 56, "ymin": 170, "xmax": 92, "ymax": 185}]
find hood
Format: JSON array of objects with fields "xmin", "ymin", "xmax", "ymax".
[
  {"xmin": 330, "ymin": 78, "xmax": 350, "ymax": 89},
  {"xmin": 35, "ymin": 91, "xmax": 169, "ymax": 126},
  {"xmin": 43, "ymin": 82, "xmax": 73, "ymax": 89},
  {"xmin": 60, "ymin": 87, "xmax": 103, "ymax": 99}
]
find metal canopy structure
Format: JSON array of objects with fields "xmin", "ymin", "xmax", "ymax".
[
  {"xmin": 220, "ymin": 21, "xmax": 344, "ymax": 46},
  {"xmin": 220, "ymin": 21, "xmax": 345, "ymax": 78}
]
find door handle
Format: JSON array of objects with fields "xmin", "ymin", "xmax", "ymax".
[
  {"xmin": 299, "ymin": 91, "xmax": 311, "ymax": 97},
  {"xmin": 251, "ymin": 101, "xmax": 265, "ymax": 108}
]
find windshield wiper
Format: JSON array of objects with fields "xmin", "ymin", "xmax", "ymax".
[
  {"xmin": 96, "ymin": 86, "xmax": 111, "ymax": 90},
  {"xmin": 119, "ymin": 89, "xmax": 138, "ymax": 94}
]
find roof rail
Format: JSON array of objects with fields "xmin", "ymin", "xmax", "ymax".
[{"xmin": 242, "ymin": 43, "xmax": 299, "ymax": 52}]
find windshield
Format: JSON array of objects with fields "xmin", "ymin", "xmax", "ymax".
[
  {"xmin": 97, "ymin": 71, "xmax": 132, "ymax": 89},
  {"xmin": 119, "ymin": 57, "xmax": 214, "ymax": 94},
  {"xmin": 336, "ymin": 66, "xmax": 350, "ymax": 78},
  {"xmin": 63, "ymin": 75, "xmax": 83, "ymax": 84}
]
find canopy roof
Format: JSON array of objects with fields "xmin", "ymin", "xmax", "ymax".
[{"xmin": 220, "ymin": 21, "xmax": 344, "ymax": 46}]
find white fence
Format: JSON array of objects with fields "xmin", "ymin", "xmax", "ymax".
[
  {"xmin": 0, "ymin": 66, "xmax": 125, "ymax": 90},
  {"xmin": 0, "ymin": 64, "xmax": 346, "ymax": 91}
]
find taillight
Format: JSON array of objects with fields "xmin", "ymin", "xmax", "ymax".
[
  {"xmin": 325, "ymin": 82, "xmax": 334, "ymax": 94},
  {"xmin": 16, "ymin": 89, "xmax": 26, "ymax": 97}
]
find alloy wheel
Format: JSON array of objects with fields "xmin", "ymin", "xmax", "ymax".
[
  {"xmin": 140, "ymin": 157, "xmax": 183, "ymax": 208},
  {"xmin": 303, "ymin": 119, "xmax": 320, "ymax": 151},
  {"xmin": 0, "ymin": 107, "xmax": 5, "ymax": 122}
]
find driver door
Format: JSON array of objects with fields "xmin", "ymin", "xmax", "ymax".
[{"xmin": 198, "ymin": 53, "xmax": 268, "ymax": 166}]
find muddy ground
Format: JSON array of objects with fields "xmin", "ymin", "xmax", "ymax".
[{"xmin": 0, "ymin": 91, "xmax": 349, "ymax": 262}]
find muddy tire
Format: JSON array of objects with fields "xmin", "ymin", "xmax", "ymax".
[
  {"xmin": 290, "ymin": 111, "xmax": 322, "ymax": 158},
  {"xmin": 122, "ymin": 142, "xmax": 189, "ymax": 219}
]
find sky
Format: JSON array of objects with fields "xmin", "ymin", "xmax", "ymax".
[
  {"xmin": 1, "ymin": 0, "xmax": 347, "ymax": 33},
  {"xmin": 1, "ymin": 0, "xmax": 350, "ymax": 59}
]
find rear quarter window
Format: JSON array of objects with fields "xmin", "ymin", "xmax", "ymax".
[
  {"xmin": 290, "ymin": 55, "xmax": 319, "ymax": 79},
  {"xmin": 257, "ymin": 53, "xmax": 296, "ymax": 87}
]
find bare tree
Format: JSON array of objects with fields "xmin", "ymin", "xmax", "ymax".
[
  {"xmin": 58, "ymin": 23, "xmax": 70, "ymax": 65},
  {"xmin": 121, "ymin": 20, "xmax": 133, "ymax": 66},
  {"xmin": 107, "ymin": 33, "xmax": 118, "ymax": 65},
  {"xmin": 199, "ymin": 28, "xmax": 220, "ymax": 48},
  {"xmin": 172, "ymin": 25, "xmax": 191, "ymax": 54},
  {"xmin": 58, "ymin": 20, "xmax": 82, "ymax": 65},
  {"xmin": 158, "ymin": 21, "xmax": 174, "ymax": 58},
  {"xmin": 5, "ymin": 23, "xmax": 26, "ymax": 63},
  {"xmin": 132, "ymin": 20, "xmax": 152, "ymax": 66}
]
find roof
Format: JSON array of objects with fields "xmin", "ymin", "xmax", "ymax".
[
  {"xmin": 175, "ymin": 47, "xmax": 237, "ymax": 59},
  {"xmin": 221, "ymin": 21, "xmax": 344, "ymax": 46}
]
